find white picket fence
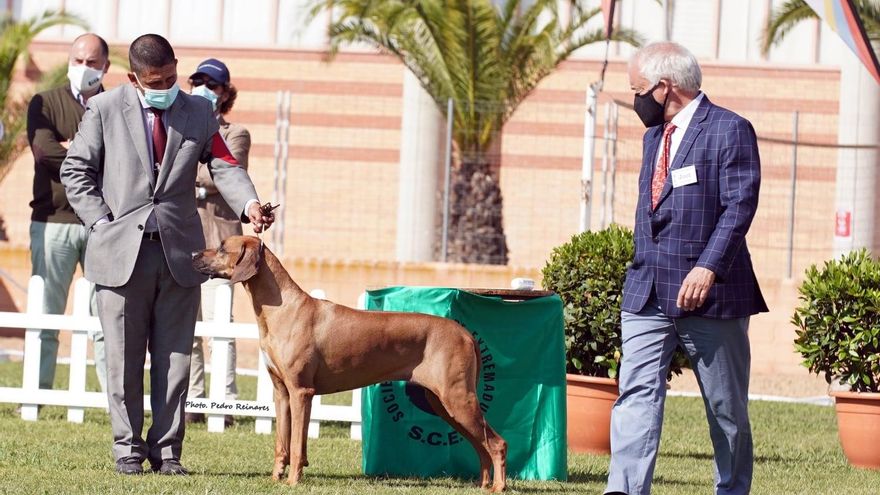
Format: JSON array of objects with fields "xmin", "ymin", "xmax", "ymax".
[{"xmin": 0, "ymin": 276, "xmax": 362, "ymax": 439}]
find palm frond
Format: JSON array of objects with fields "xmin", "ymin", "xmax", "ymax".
[
  {"xmin": 761, "ymin": 0, "xmax": 816, "ymax": 56},
  {"xmin": 0, "ymin": 10, "xmax": 88, "ymax": 182},
  {"xmin": 310, "ymin": 0, "xmax": 641, "ymax": 152},
  {"xmin": 762, "ymin": 0, "xmax": 880, "ymax": 55},
  {"xmin": 854, "ymin": 0, "xmax": 880, "ymax": 40}
]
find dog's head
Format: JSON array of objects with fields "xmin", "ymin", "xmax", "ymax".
[{"xmin": 192, "ymin": 235, "xmax": 263, "ymax": 283}]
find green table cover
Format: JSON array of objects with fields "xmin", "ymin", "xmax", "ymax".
[{"xmin": 361, "ymin": 286, "xmax": 567, "ymax": 481}]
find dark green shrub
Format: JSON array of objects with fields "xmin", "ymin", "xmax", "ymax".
[
  {"xmin": 542, "ymin": 224, "xmax": 686, "ymax": 379},
  {"xmin": 793, "ymin": 249, "xmax": 880, "ymax": 393}
]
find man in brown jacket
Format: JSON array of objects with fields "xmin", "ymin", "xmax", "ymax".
[
  {"xmin": 27, "ymin": 33, "xmax": 110, "ymax": 396},
  {"xmin": 185, "ymin": 58, "xmax": 251, "ymax": 425}
]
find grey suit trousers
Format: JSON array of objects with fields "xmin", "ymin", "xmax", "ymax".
[
  {"xmin": 97, "ymin": 238, "xmax": 199, "ymax": 463},
  {"xmin": 605, "ymin": 298, "xmax": 752, "ymax": 495}
]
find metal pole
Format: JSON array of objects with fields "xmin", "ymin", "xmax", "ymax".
[
  {"xmin": 580, "ymin": 83, "xmax": 599, "ymax": 232},
  {"xmin": 272, "ymin": 91, "xmax": 282, "ymax": 248},
  {"xmin": 600, "ymin": 101, "xmax": 611, "ymax": 228},
  {"xmin": 440, "ymin": 98, "xmax": 453, "ymax": 262},
  {"xmin": 786, "ymin": 110, "xmax": 799, "ymax": 279},
  {"xmin": 279, "ymin": 91, "xmax": 291, "ymax": 258},
  {"xmin": 609, "ymin": 102, "xmax": 619, "ymax": 225}
]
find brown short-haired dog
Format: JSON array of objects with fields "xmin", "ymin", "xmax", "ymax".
[{"xmin": 192, "ymin": 235, "xmax": 507, "ymax": 491}]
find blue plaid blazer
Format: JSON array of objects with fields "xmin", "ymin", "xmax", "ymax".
[{"xmin": 621, "ymin": 95, "xmax": 768, "ymax": 319}]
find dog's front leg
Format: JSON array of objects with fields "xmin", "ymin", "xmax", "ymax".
[
  {"xmin": 287, "ymin": 386, "xmax": 315, "ymax": 485},
  {"xmin": 270, "ymin": 375, "xmax": 291, "ymax": 481}
]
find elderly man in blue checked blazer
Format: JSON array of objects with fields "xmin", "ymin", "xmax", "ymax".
[{"xmin": 604, "ymin": 42, "xmax": 768, "ymax": 495}]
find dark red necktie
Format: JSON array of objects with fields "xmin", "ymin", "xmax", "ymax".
[
  {"xmin": 651, "ymin": 122, "xmax": 676, "ymax": 209},
  {"xmin": 150, "ymin": 108, "xmax": 166, "ymax": 171}
]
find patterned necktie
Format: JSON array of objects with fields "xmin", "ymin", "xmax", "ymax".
[
  {"xmin": 651, "ymin": 122, "xmax": 676, "ymax": 209},
  {"xmin": 150, "ymin": 108, "xmax": 166, "ymax": 173}
]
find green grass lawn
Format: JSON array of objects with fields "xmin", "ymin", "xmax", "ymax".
[{"xmin": 0, "ymin": 361, "xmax": 878, "ymax": 494}]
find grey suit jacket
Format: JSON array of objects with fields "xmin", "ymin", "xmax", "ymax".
[{"xmin": 61, "ymin": 84, "xmax": 258, "ymax": 288}]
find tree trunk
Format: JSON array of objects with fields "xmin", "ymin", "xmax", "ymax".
[{"xmin": 444, "ymin": 152, "xmax": 508, "ymax": 265}]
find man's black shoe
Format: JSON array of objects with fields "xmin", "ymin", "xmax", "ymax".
[
  {"xmin": 154, "ymin": 459, "xmax": 189, "ymax": 475},
  {"xmin": 115, "ymin": 457, "xmax": 144, "ymax": 475}
]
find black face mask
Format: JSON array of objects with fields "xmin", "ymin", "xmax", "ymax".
[{"xmin": 633, "ymin": 82, "xmax": 668, "ymax": 128}]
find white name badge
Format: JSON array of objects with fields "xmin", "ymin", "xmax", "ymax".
[{"xmin": 671, "ymin": 165, "xmax": 698, "ymax": 188}]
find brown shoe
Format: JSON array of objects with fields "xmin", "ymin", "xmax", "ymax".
[
  {"xmin": 224, "ymin": 415, "xmax": 234, "ymax": 428},
  {"xmin": 185, "ymin": 412, "xmax": 205, "ymax": 424}
]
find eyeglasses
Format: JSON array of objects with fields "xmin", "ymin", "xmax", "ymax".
[{"xmin": 190, "ymin": 78, "xmax": 223, "ymax": 90}]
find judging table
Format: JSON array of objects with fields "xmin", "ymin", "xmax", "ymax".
[{"xmin": 361, "ymin": 286, "xmax": 567, "ymax": 481}]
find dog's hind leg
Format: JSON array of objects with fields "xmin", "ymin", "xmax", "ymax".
[
  {"xmin": 426, "ymin": 381, "xmax": 508, "ymax": 493},
  {"xmin": 484, "ymin": 422, "xmax": 507, "ymax": 492},
  {"xmin": 286, "ymin": 385, "xmax": 315, "ymax": 485},
  {"xmin": 423, "ymin": 388, "xmax": 493, "ymax": 489},
  {"xmin": 270, "ymin": 374, "xmax": 291, "ymax": 481}
]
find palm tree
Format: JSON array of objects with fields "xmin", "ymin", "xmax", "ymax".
[
  {"xmin": 311, "ymin": 0, "xmax": 640, "ymax": 264},
  {"xmin": 762, "ymin": 0, "xmax": 880, "ymax": 55},
  {"xmin": 0, "ymin": 10, "xmax": 86, "ymax": 188}
]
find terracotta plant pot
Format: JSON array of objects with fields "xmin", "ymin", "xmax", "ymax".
[
  {"xmin": 830, "ymin": 390, "xmax": 880, "ymax": 470},
  {"xmin": 566, "ymin": 374, "xmax": 619, "ymax": 454}
]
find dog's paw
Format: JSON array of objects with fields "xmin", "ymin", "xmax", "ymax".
[{"xmin": 271, "ymin": 466, "xmax": 286, "ymax": 481}]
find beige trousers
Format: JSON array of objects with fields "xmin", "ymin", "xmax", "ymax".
[{"xmin": 188, "ymin": 277, "xmax": 238, "ymax": 400}]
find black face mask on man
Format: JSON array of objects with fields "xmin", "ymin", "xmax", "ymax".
[{"xmin": 633, "ymin": 82, "xmax": 669, "ymax": 128}]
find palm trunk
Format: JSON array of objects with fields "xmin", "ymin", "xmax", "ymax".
[{"xmin": 444, "ymin": 148, "xmax": 508, "ymax": 265}]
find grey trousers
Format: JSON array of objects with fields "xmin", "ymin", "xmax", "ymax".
[
  {"xmin": 605, "ymin": 300, "xmax": 752, "ymax": 495},
  {"xmin": 188, "ymin": 277, "xmax": 238, "ymax": 400},
  {"xmin": 29, "ymin": 221, "xmax": 107, "ymax": 392},
  {"xmin": 97, "ymin": 239, "xmax": 199, "ymax": 463}
]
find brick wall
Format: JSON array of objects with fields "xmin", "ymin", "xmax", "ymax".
[
  {"xmin": 0, "ymin": 43, "xmax": 841, "ymax": 379},
  {"xmin": 1, "ymin": 43, "xmax": 840, "ymax": 277}
]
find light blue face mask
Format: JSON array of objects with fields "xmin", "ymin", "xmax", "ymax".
[
  {"xmin": 191, "ymin": 84, "xmax": 219, "ymax": 111},
  {"xmin": 134, "ymin": 74, "xmax": 180, "ymax": 110}
]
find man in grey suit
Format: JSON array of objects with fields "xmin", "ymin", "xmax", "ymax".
[{"xmin": 61, "ymin": 34, "xmax": 274, "ymax": 476}]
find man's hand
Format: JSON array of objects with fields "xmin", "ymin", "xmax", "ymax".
[
  {"xmin": 676, "ymin": 266, "xmax": 716, "ymax": 311},
  {"xmin": 247, "ymin": 201, "xmax": 276, "ymax": 233}
]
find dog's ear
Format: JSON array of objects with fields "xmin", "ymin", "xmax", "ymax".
[{"xmin": 230, "ymin": 242, "xmax": 262, "ymax": 283}]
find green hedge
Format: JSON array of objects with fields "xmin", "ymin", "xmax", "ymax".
[
  {"xmin": 542, "ymin": 224, "xmax": 686, "ymax": 379},
  {"xmin": 793, "ymin": 248, "xmax": 880, "ymax": 393}
]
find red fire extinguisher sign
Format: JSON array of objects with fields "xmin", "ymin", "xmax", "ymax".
[{"xmin": 835, "ymin": 210, "xmax": 851, "ymax": 237}]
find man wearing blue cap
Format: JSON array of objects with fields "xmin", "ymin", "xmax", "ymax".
[{"xmin": 185, "ymin": 58, "xmax": 251, "ymax": 426}]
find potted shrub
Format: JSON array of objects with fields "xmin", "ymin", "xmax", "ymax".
[
  {"xmin": 792, "ymin": 248, "xmax": 880, "ymax": 470},
  {"xmin": 542, "ymin": 225, "xmax": 686, "ymax": 454}
]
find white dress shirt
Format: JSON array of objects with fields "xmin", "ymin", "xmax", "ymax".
[{"xmin": 654, "ymin": 91, "xmax": 704, "ymax": 169}]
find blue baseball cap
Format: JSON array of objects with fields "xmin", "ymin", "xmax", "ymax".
[{"xmin": 190, "ymin": 58, "xmax": 230, "ymax": 85}]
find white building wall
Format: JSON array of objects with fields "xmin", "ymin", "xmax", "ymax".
[
  {"xmin": 4, "ymin": 0, "xmax": 864, "ymax": 72},
  {"xmin": 222, "ymin": 0, "xmax": 273, "ymax": 46},
  {"xmin": 670, "ymin": 0, "xmax": 717, "ymax": 59},
  {"xmin": 116, "ymin": 0, "xmax": 169, "ymax": 41},
  {"xmin": 278, "ymin": 0, "xmax": 329, "ymax": 48},
  {"xmin": 170, "ymin": 0, "xmax": 222, "ymax": 45}
]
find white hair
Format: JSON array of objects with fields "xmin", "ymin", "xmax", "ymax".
[{"xmin": 630, "ymin": 41, "xmax": 702, "ymax": 92}]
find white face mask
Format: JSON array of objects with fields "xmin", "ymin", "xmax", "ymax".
[
  {"xmin": 191, "ymin": 84, "xmax": 219, "ymax": 111},
  {"xmin": 68, "ymin": 63, "xmax": 104, "ymax": 93}
]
